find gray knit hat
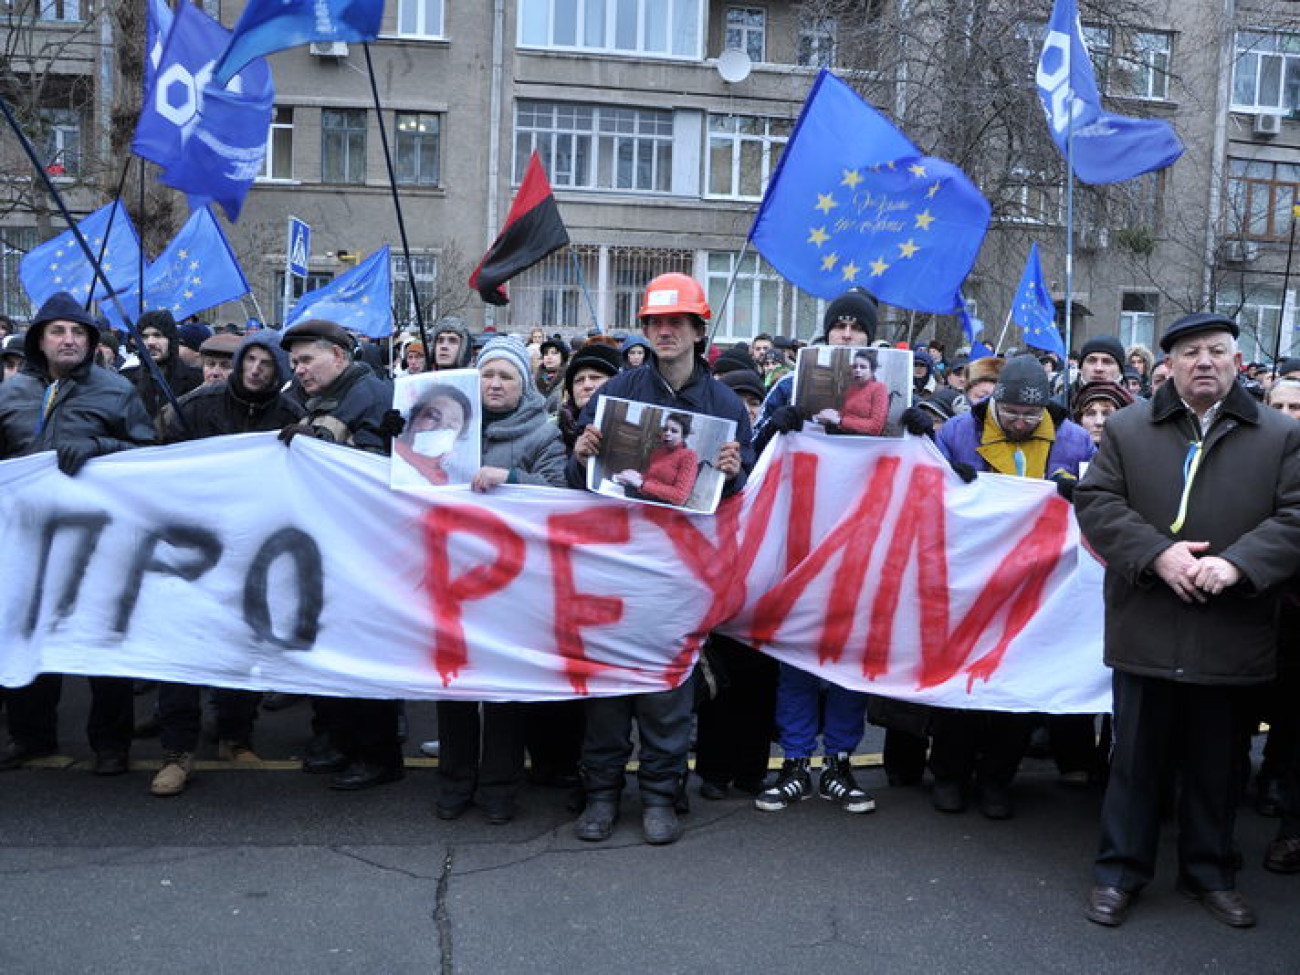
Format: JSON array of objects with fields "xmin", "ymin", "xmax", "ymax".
[
  {"xmin": 992, "ymin": 354, "xmax": 1051, "ymax": 406},
  {"xmin": 476, "ymin": 334, "xmax": 532, "ymax": 382}
]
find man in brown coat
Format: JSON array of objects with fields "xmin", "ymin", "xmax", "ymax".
[{"xmin": 1076, "ymin": 312, "xmax": 1300, "ymax": 929}]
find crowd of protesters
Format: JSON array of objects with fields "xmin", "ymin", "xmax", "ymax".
[{"xmin": 1, "ymin": 278, "xmax": 1298, "ymax": 930}]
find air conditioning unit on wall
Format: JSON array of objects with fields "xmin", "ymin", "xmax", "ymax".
[
  {"xmin": 1254, "ymin": 112, "xmax": 1282, "ymax": 137},
  {"xmin": 1223, "ymin": 239, "xmax": 1259, "ymax": 263},
  {"xmin": 310, "ymin": 41, "xmax": 349, "ymax": 58}
]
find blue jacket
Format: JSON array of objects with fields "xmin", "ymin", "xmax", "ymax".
[
  {"xmin": 565, "ymin": 360, "xmax": 755, "ymax": 495},
  {"xmin": 936, "ymin": 399, "xmax": 1094, "ymax": 478}
]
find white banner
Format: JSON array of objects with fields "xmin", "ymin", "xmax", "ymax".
[{"xmin": 0, "ymin": 432, "xmax": 1109, "ymax": 712}]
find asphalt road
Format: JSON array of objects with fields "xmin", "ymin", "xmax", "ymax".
[{"xmin": 0, "ymin": 682, "xmax": 1295, "ymax": 974}]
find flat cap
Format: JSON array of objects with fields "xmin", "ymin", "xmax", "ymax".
[
  {"xmin": 280, "ymin": 319, "xmax": 356, "ymax": 353},
  {"xmin": 1159, "ymin": 312, "xmax": 1238, "ymax": 353}
]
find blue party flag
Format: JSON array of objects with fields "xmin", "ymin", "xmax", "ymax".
[
  {"xmin": 749, "ymin": 70, "xmax": 990, "ymax": 315},
  {"xmin": 145, "ymin": 0, "xmax": 173, "ymax": 89},
  {"xmin": 134, "ymin": 0, "xmax": 274, "ymax": 222},
  {"xmin": 1036, "ymin": 0, "xmax": 1183, "ymax": 184},
  {"xmin": 19, "ymin": 202, "xmax": 142, "ymax": 308},
  {"xmin": 105, "ymin": 206, "xmax": 249, "ymax": 327},
  {"xmin": 286, "ymin": 246, "xmax": 393, "ymax": 339},
  {"xmin": 213, "ymin": 0, "xmax": 384, "ymax": 87},
  {"xmin": 955, "ymin": 295, "xmax": 995, "ymax": 360},
  {"xmin": 1011, "ymin": 243, "xmax": 1065, "ymax": 358}
]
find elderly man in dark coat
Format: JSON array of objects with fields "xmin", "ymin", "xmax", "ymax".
[
  {"xmin": 0, "ymin": 291, "xmax": 155, "ymax": 775},
  {"xmin": 1076, "ymin": 312, "xmax": 1300, "ymax": 929}
]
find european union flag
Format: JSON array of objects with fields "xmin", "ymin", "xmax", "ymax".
[
  {"xmin": 286, "ymin": 246, "xmax": 392, "ymax": 339},
  {"xmin": 213, "ymin": 0, "xmax": 384, "ymax": 87},
  {"xmin": 749, "ymin": 70, "xmax": 990, "ymax": 315},
  {"xmin": 1011, "ymin": 243, "xmax": 1064, "ymax": 358},
  {"xmin": 134, "ymin": 0, "xmax": 273, "ymax": 223},
  {"xmin": 1036, "ymin": 0, "xmax": 1183, "ymax": 184},
  {"xmin": 19, "ymin": 202, "xmax": 142, "ymax": 308},
  {"xmin": 106, "ymin": 206, "xmax": 249, "ymax": 328}
]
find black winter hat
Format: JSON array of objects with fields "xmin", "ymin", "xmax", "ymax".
[
  {"xmin": 917, "ymin": 387, "xmax": 965, "ymax": 420},
  {"xmin": 563, "ymin": 341, "xmax": 621, "ymax": 400},
  {"xmin": 820, "ymin": 288, "xmax": 878, "ymax": 343},
  {"xmin": 539, "ymin": 338, "xmax": 570, "ymax": 362},
  {"xmin": 32, "ymin": 291, "xmax": 97, "ymax": 332},
  {"xmin": 281, "ymin": 318, "xmax": 357, "ymax": 354},
  {"xmin": 720, "ymin": 368, "xmax": 766, "ymax": 402},
  {"xmin": 992, "ymin": 354, "xmax": 1052, "ymax": 407},
  {"xmin": 1079, "ymin": 335, "xmax": 1126, "ymax": 369},
  {"xmin": 713, "ymin": 344, "xmax": 756, "ymax": 376},
  {"xmin": 138, "ymin": 308, "xmax": 179, "ymax": 340},
  {"xmin": 1276, "ymin": 357, "xmax": 1300, "ymax": 378}
]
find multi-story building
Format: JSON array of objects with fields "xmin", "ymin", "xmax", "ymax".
[{"xmin": 5, "ymin": 0, "xmax": 1300, "ymax": 361}]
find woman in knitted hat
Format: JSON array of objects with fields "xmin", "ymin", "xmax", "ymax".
[
  {"xmin": 556, "ymin": 339, "xmax": 622, "ymax": 451},
  {"xmin": 1071, "ymin": 380, "xmax": 1133, "ymax": 446},
  {"xmin": 534, "ymin": 338, "xmax": 569, "ymax": 400}
]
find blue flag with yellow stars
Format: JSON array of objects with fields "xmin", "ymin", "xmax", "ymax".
[
  {"xmin": 104, "ymin": 205, "xmax": 249, "ymax": 329},
  {"xmin": 19, "ymin": 201, "xmax": 142, "ymax": 308},
  {"xmin": 1011, "ymin": 243, "xmax": 1065, "ymax": 358},
  {"xmin": 286, "ymin": 246, "xmax": 392, "ymax": 339},
  {"xmin": 749, "ymin": 70, "xmax": 990, "ymax": 315}
]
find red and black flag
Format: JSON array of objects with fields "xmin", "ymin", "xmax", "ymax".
[{"xmin": 469, "ymin": 151, "xmax": 570, "ymax": 305}]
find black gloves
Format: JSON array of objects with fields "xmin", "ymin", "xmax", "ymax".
[
  {"xmin": 278, "ymin": 423, "xmax": 308, "ymax": 446},
  {"xmin": 377, "ymin": 409, "xmax": 405, "ymax": 445},
  {"xmin": 56, "ymin": 439, "xmax": 98, "ymax": 476},
  {"xmin": 767, "ymin": 405, "xmax": 806, "ymax": 435},
  {"xmin": 1052, "ymin": 473, "xmax": 1078, "ymax": 502},
  {"xmin": 951, "ymin": 462, "xmax": 978, "ymax": 483},
  {"xmin": 899, "ymin": 405, "xmax": 935, "ymax": 438}
]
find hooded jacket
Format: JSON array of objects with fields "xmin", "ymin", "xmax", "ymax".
[
  {"xmin": 0, "ymin": 304, "xmax": 154, "ymax": 459},
  {"xmin": 122, "ymin": 311, "xmax": 204, "ymax": 418},
  {"xmin": 162, "ymin": 333, "xmax": 304, "ymax": 442},
  {"xmin": 430, "ymin": 317, "xmax": 476, "ymax": 370},
  {"xmin": 1076, "ymin": 378, "xmax": 1300, "ymax": 684}
]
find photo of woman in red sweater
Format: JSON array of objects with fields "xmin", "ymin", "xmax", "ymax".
[
  {"xmin": 613, "ymin": 411, "xmax": 699, "ymax": 506},
  {"xmin": 813, "ymin": 349, "xmax": 889, "ymax": 435}
]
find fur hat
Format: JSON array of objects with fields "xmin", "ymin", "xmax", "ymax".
[
  {"xmin": 563, "ymin": 341, "xmax": 622, "ymax": 400},
  {"xmin": 965, "ymin": 356, "xmax": 1005, "ymax": 386},
  {"xmin": 1071, "ymin": 380, "xmax": 1134, "ymax": 420}
]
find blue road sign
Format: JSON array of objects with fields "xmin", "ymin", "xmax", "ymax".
[{"xmin": 287, "ymin": 217, "xmax": 310, "ymax": 278}]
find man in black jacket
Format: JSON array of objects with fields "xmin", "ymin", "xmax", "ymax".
[
  {"xmin": 280, "ymin": 319, "xmax": 404, "ymax": 791},
  {"xmin": 0, "ymin": 291, "xmax": 155, "ymax": 775},
  {"xmin": 1077, "ymin": 312, "xmax": 1300, "ymax": 929},
  {"xmin": 148, "ymin": 333, "xmax": 306, "ymax": 796},
  {"xmin": 122, "ymin": 309, "xmax": 203, "ymax": 420},
  {"xmin": 566, "ymin": 272, "xmax": 752, "ymax": 846}
]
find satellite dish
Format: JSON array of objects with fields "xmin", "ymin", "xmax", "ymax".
[{"xmin": 717, "ymin": 47, "xmax": 753, "ymax": 84}]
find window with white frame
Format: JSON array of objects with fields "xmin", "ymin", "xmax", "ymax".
[
  {"xmin": 705, "ymin": 114, "xmax": 789, "ymax": 200},
  {"xmin": 397, "ymin": 0, "xmax": 444, "ymax": 38},
  {"xmin": 706, "ymin": 251, "xmax": 823, "ymax": 341},
  {"xmin": 1233, "ymin": 31, "xmax": 1300, "ymax": 112},
  {"xmin": 1114, "ymin": 31, "xmax": 1171, "ymax": 100},
  {"xmin": 515, "ymin": 101, "xmax": 673, "ymax": 193},
  {"xmin": 1217, "ymin": 287, "xmax": 1288, "ymax": 362},
  {"xmin": 38, "ymin": 0, "xmax": 80, "ymax": 21},
  {"xmin": 392, "ymin": 253, "xmax": 438, "ymax": 328},
  {"xmin": 797, "ymin": 13, "xmax": 836, "ymax": 68},
  {"xmin": 40, "ymin": 108, "xmax": 80, "ymax": 177},
  {"xmin": 395, "ymin": 112, "xmax": 440, "ymax": 186},
  {"xmin": 321, "ymin": 108, "xmax": 367, "ymax": 184},
  {"xmin": 724, "ymin": 6, "xmax": 765, "ymax": 62},
  {"xmin": 258, "ymin": 106, "xmax": 294, "ymax": 181},
  {"xmin": 0, "ymin": 227, "xmax": 37, "ymax": 319},
  {"xmin": 1005, "ymin": 169, "xmax": 1063, "ymax": 226},
  {"xmin": 518, "ymin": 0, "xmax": 703, "ymax": 59},
  {"xmin": 1118, "ymin": 293, "xmax": 1157, "ymax": 349}
]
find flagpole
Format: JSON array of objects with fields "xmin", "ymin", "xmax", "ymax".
[
  {"xmin": 362, "ymin": 44, "xmax": 431, "ymax": 355},
  {"xmin": 1274, "ymin": 205, "xmax": 1300, "ymax": 367},
  {"xmin": 706, "ymin": 238, "xmax": 751, "ymax": 351},
  {"xmin": 567, "ymin": 247, "xmax": 601, "ymax": 332},
  {"xmin": 994, "ymin": 307, "xmax": 1014, "ymax": 353},
  {"xmin": 86, "ymin": 158, "xmax": 135, "ymax": 313},
  {"xmin": 0, "ymin": 97, "xmax": 189, "ymax": 427},
  {"xmin": 1063, "ymin": 90, "xmax": 1076, "ymax": 360}
]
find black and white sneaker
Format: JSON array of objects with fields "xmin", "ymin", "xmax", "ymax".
[
  {"xmin": 818, "ymin": 753, "xmax": 876, "ymax": 813},
  {"xmin": 754, "ymin": 758, "xmax": 813, "ymax": 811}
]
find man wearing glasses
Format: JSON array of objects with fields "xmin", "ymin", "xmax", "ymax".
[{"xmin": 928, "ymin": 354, "xmax": 1095, "ymax": 820}]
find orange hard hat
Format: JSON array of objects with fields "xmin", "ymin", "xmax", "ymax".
[{"xmin": 638, "ymin": 272, "xmax": 711, "ymax": 321}]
